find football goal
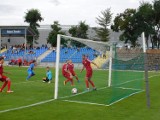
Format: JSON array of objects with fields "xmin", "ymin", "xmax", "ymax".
[{"xmin": 54, "ymin": 34, "xmax": 145, "ymax": 106}]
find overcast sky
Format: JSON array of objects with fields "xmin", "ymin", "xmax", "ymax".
[{"xmin": 0, "ymin": 0, "xmax": 153, "ymax": 27}]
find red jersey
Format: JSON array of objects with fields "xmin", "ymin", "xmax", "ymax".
[
  {"xmin": 62, "ymin": 63, "xmax": 68, "ymax": 74},
  {"xmin": 18, "ymin": 58, "xmax": 22, "ymax": 63},
  {"xmin": 68, "ymin": 63, "xmax": 74, "ymax": 73},
  {"xmin": 0, "ymin": 64, "xmax": 3, "ymax": 74},
  {"xmin": 82, "ymin": 59, "xmax": 92, "ymax": 71}
]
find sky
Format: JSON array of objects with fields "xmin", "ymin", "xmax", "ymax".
[{"xmin": 0, "ymin": 0, "xmax": 153, "ymax": 27}]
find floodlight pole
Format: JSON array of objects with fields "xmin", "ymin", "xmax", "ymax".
[
  {"xmin": 54, "ymin": 34, "xmax": 61, "ymax": 99},
  {"xmin": 142, "ymin": 32, "xmax": 150, "ymax": 108}
]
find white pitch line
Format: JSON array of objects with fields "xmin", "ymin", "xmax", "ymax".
[
  {"xmin": 0, "ymin": 74, "xmax": 159, "ymax": 113},
  {"xmin": 59, "ymin": 86, "xmax": 107, "ymax": 99},
  {"xmin": 13, "ymin": 81, "xmax": 37, "ymax": 85},
  {"xmin": 116, "ymin": 87, "xmax": 142, "ymax": 91},
  {"xmin": 63, "ymin": 89, "xmax": 144, "ymax": 107},
  {"xmin": 0, "ymin": 99, "xmax": 55, "ymax": 114},
  {"xmin": 148, "ymin": 74, "xmax": 160, "ymax": 79},
  {"xmin": 63, "ymin": 100, "xmax": 109, "ymax": 106},
  {"xmin": 107, "ymin": 90, "xmax": 145, "ymax": 106}
]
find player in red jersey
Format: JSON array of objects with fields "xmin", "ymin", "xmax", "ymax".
[
  {"xmin": 80, "ymin": 55, "xmax": 99, "ymax": 91},
  {"xmin": 0, "ymin": 57, "xmax": 13, "ymax": 93},
  {"xmin": 62, "ymin": 60, "xmax": 74, "ymax": 86},
  {"xmin": 68, "ymin": 60, "xmax": 80, "ymax": 83},
  {"xmin": 17, "ymin": 57, "xmax": 22, "ymax": 67}
]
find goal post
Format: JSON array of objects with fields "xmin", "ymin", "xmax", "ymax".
[
  {"xmin": 54, "ymin": 34, "xmax": 144, "ymax": 106},
  {"xmin": 54, "ymin": 34, "xmax": 61, "ymax": 99},
  {"xmin": 54, "ymin": 34, "xmax": 112, "ymax": 100}
]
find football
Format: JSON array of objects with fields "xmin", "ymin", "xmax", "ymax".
[{"xmin": 71, "ymin": 88, "xmax": 78, "ymax": 94}]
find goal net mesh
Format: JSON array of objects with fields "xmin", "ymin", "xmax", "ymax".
[
  {"xmin": 109, "ymin": 46, "xmax": 144, "ymax": 105},
  {"xmin": 55, "ymin": 35, "xmax": 144, "ymax": 106}
]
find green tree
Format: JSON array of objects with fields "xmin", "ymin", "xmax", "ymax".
[
  {"xmin": 69, "ymin": 26, "xmax": 78, "ymax": 37},
  {"xmin": 47, "ymin": 21, "xmax": 66, "ymax": 47},
  {"xmin": 24, "ymin": 9, "xmax": 43, "ymax": 45},
  {"xmin": 111, "ymin": 9, "xmax": 138, "ymax": 47},
  {"xmin": 153, "ymin": 0, "xmax": 160, "ymax": 48},
  {"xmin": 135, "ymin": 2, "xmax": 155, "ymax": 48},
  {"xmin": 111, "ymin": 1, "xmax": 160, "ymax": 49},
  {"xmin": 69, "ymin": 21, "xmax": 89, "ymax": 47},
  {"xmin": 96, "ymin": 8, "xmax": 112, "ymax": 42},
  {"xmin": 154, "ymin": 0, "xmax": 160, "ymax": 32}
]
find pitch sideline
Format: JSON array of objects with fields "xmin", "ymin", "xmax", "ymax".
[{"xmin": 0, "ymin": 99, "xmax": 55, "ymax": 114}]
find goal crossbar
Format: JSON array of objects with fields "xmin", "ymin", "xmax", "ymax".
[{"xmin": 54, "ymin": 34, "xmax": 112, "ymax": 99}]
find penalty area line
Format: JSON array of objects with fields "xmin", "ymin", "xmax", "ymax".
[
  {"xmin": 0, "ymin": 99, "xmax": 55, "ymax": 114},
  {"xmin": 62, "ymin": 100, "xmax": 109, "ymax": 107},
  {"xmin": 107, "ymin": 90, "xmax": 145, "ymax": 106},
  {"xmin": 59, "ymin": 86, "xmax": 108, "ymax": 99}
]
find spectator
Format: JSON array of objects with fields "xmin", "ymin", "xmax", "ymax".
[{"xmin": 17, "ymin": 58, "xmax": 22, "ymax": 67}]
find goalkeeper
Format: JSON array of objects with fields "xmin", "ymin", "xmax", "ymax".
[{"xmin": 42, "ymin": 67, "xmax": 52, "ymax": 83}]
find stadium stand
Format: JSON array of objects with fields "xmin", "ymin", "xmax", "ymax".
[
  {"xmin": 0, "ymin": 45, "xmax": 48, "ymax": 65},
  {"xmin": 41, "ymin": 47, "xmax": 99, "ymax": 63}
]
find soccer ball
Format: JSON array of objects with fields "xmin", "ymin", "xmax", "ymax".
[{"xmin": 71, "ymin": 88, "xmax": 78, "ymax": 94}]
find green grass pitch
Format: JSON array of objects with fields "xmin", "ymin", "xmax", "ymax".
[{"xmin": 0, "ymin": 66, "xmax": 160, "ymax": 120}]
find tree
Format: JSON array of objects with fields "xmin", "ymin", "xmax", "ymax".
[
  {"xmin": 135, "ymin": 2, "xmax": 155, "ymax": 48},
  {"xmin": 47, "ymin": 21, "xmax": 66, "ymax": 47},
  {"xmin": 24, "ymin": 9, "xmax": 43, "ymax": 45},
  {"xmin": 69, "ymin": 21, "xmax": 89, "ymax": 47},
  {"xmin": 154, "ymin": 0, "xmax": 160, "ymax": 32},
  {"xmin": 69, "ymin": 21, "xmax": 89, "ymax": 39},
  {"xmin": 111, "ymin": 9, "xmax": 138, "ymax": 47},
  {"xmin": 111, "ymin": 1, "xmax": 160, "ymax": 49},
  {"xmin": 153, "ymin": 0, "xmax": 160, "ymax": 48},
  {"xmin": 96, "ymin": 8, "xmax": 112, "ymax": 42}
]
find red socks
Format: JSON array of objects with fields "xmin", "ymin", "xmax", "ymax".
[
  {"xmin": 0, "ymin": 81, "xmax": 8, "ymax": 91},
  {"xmin": 0, "ymin": 80, "xmax": 11, "ymax": 91},
  {"xmin": 7, "ymin": 80, "xmax": 11, "ymax": 91},
  {"xmin": 85, "ymin": 80, "xmax": 89, "ymax": 88},
  {"xmin": 85, "ymin": 80, "xmax": 95, "ymax": 88},
  {"xmin": 89, "ymin": 80, "xmax": 95, "ymax": 87},
  {"xmin": 65, "ymin": 78, "xmax": 74, "ymax": 85}
]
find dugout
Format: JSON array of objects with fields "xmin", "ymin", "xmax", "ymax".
[{"xmin": 0, "ymin": 25, "xmax": 37, "ymax": 54}]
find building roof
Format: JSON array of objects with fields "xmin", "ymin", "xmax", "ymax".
[{"xmin": 0, "ymin": 25, "xmax": 37, "ymax": 37}]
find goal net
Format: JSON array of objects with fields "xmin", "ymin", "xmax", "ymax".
[
  {"xmin": 54, "ymin": 34, "xmax": 144, "ymax": 106},
  {"xmin": 109, "ymin": 45, "xmax": 144, "ymax": 105}
]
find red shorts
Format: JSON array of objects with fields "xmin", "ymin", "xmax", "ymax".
[
  {"xmin": 0, "ymin": 75, "xmax": 8, "ymax": 82},
  {"xmin": 86, "ymin": 70, "xmax": 92, "ymax": 78},
  {"xmin": 63, "ymin": 72, "xmax": 71, "ymax": 80},
  {"xmin": 70, "ymin": 71, "xmax": 76, "ymax": 76}
]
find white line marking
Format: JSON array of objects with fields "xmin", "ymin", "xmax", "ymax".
[
  {"xmin": 0, "ymin": 99, "xmax": 55, "ymax": 114},
  {"xmin": 59, "ymin": 86, "xmax": 107, "ymax": 99},
  {"xmin": 148, "ymin": 74, "xmax": 160, "ymax": 79},
  {"xmin": 0, "ymin": 74, "xmax": 159, "ymax": 113},
  {"xmin": 112, "ymin": 69, "xmax": 144, "ymax": 73},
  {"xmin": 107, "ymin": 90, "xmax": 145, "ymax": 106},
  {"xmin": 116, "ymin": 87, "xmax": 142, "ymax": 91},
  {"xmin": 59, "ymin": 77, "xmax": 143, "ymax": 99},
  {"xmin": 63, "ymin": 100, "xmax": 109, "ymax": 106},
  {"xmin": 63, "ymin": 90, "xmax": 144, "ymax": 107},
  {"xmin": 13, "ymin": 81, "xmax": 36, "ymax": 85}
]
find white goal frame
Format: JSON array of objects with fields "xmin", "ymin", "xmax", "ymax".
[{"xmin": 54, "ymin": 34, "xmax": 112, "ymax": 99}]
